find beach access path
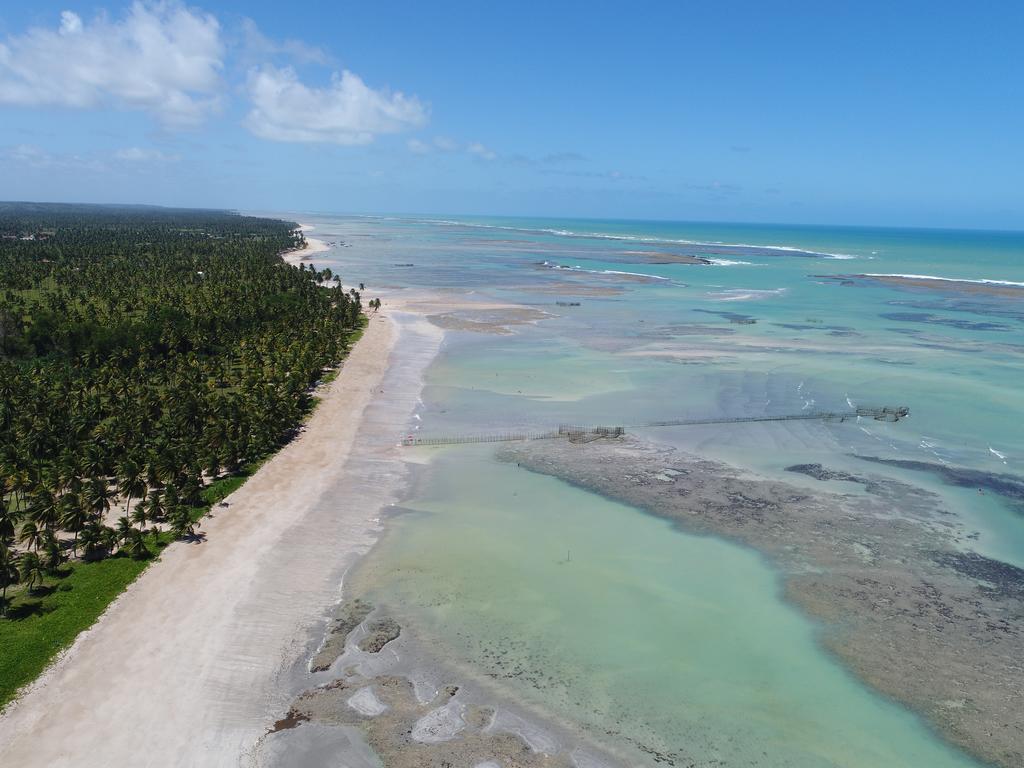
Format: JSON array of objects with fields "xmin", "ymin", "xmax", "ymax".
[{"xmin": 0, "ymin": 311, "xmax": 397, "ymax": 767}]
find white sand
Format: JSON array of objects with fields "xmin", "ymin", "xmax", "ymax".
[
  {"xmin": 411, "ymin": 700, "xmax": 467, "ymax": 744},
  {"xmin": 347, "ymin": 686, "xmax": 388, "ymax": 717},
  {"xmin": 0, "ymin": 308, "xmax": 422, "ymax": 767},
  {"xmin": 283, "ymin": 235, "xmax": 330, "ymax": 265}
]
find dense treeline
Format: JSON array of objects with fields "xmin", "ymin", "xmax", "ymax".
[{"xmin": 0, "ymin": 204, "xmax": 361, "ymax": 609}]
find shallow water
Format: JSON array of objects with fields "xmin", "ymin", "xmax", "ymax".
[
  {"xmin": 351, "ymin": 449, "xmax": 979, "ymax": 767},
  {"xmin": 282, "ymin": 212, "xmax": 1023, "ymax": 765}
]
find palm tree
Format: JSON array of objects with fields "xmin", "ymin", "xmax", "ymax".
[
  {"xmin": 130, "ymin": 506, "xmax": 148, "ymax": 532},
  {"xmin": 28, "ymin": 491, "xmax": 61, "ymax": 533},
  {"xmin": 100, "ymin": 525, "xmax": 119, "ymax": 557},
  {"xmin": 0, "ymin": 544, "xmax": 21, "ymax": 612},
  {"xmin": 115, "ymin": 516, "xmax": 134, "ymax": 548},
  {"xmin": 18, "ymin": 519, "xmax": 45, "ymax": 552},
  {"xmin": 19, "ymin": 551, "xmax": 46, "ymax": 593},
  {"xmin": 60, "ymin": 500, "xmax": 90, "ymax": 557},
  {"xmin": 40, "ymin": 533, "xmax": 64, "ymax": 573},
  {"xmin": 0, "ymin": 506, "xmax": 15, "ymax": 542},
  {"xmin": 1, "ymin": 206, "xmax": 366, "ymax": 618},
  {"xmin": 122, "ymin": 529, "xmax": 150, "ymax": 560},
  {"xmin": 168, "ymin": 506, "xmax": 199, "ymax": 540},
  {"xmin": 116, "ymin": 459, "xmax": 146, "ymax": 519},
  {"xmin": 77, "ymin": 521, "xmax": 109, "ymax": 561},
  {"xmin": 84, "ymin": 476, "xmax": 112, "ymax": 521}
]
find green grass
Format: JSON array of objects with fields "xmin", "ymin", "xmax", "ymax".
[{"xmin": 0, "ymin": 554, "xmax": 151, "ymax": 708}]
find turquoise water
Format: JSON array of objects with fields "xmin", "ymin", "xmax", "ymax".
[
  {"xmin": 294, "ymin": 213, "xmax": 1023, "ymax": 765},
  {"xmin": 351, "ymin": 451, "xmax": 979, "ymax": 767}
]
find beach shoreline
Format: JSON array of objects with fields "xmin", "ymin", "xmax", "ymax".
[
  {"xmin": 283, "ymin": 230, "xmax": 330, "ymax": 265},
  {"xmin": 0, "ymin": 299, "xmax": 436, "ymax": 766}
]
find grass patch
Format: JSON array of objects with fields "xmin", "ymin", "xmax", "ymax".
[{"xmin": 0, "ymin": 555, "xmax": 150, "ymax": 709}]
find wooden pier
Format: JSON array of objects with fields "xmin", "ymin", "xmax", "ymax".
[{"xmin": 399, "ymin": 406, "xmax": 908, "ymax": 447}]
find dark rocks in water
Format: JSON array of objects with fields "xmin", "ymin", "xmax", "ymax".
[
  {"xmin": 393, "ymin": 263, "xmax": 415, "ymax": 267},
  {"xmin": 774, "ymin": 322, "xmax": 858, "ymax": 334},
  {"xmin": 554, "ymin": 301, "xmax": 581, "ymax": 307},
  {"xmin": 310, "ymin": 598, "xmax": 373, "ymax": 672},
  {"xmin": 693, "ymin": 309, "xmax": 756, "ymax": 324},
  {"xmin": 879, "ymin": 312, "xmax": 1010, "ymax": 332},
  {"xmin": 888, "ymin": 297, "xmax": 1024, "ymax": 323},
  {"xmin": 774, "ymin": 322, "xmax": 820, "ymax": 331},
  {"xmin": 358, "ymin": 617, "xmax": 402, "ymax": 653},
  {"xmin": 786, "ymin": 463, "xmax": 862, "ymax": 483},
  {"xmin": 785, "ymin": 463, "xmax": 890, "ymax": 496},
  {"xmin": 855, "ymin": 455, "xmax": 1024, "ymax": 509},
  {"xmin": 931, "ymin": 551, "xmax": 1024, "ymax": 600},
  {"xmin": 642, "ymin": 323, "xmax": 736, "ymax": 338},
  {"xmin": 268, "ymin": 709, "xmax": 310, "ymax": 733}
]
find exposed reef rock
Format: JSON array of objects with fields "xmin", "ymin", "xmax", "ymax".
[
  {"xmin": 855, "ymin": 455, "xmax": 1024, "ymax": 511},
  {"xmin": 277, "ymin": 673, "xmax": 572, "ymax": 767},
  {"xmin": 499, "ymin": 437, "xmax": 1024, "ymax": 768},
  {"xmin": 358, "ymin": 617, "xmax": 402, "ymax": 653},
  {"xmin": 310, "ymin": 599, "xmax": 373, "ymax": 673}
]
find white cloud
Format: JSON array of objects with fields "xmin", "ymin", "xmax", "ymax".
[
  {"xmin": 60, "ymin": 11, "xmax": 83, "ymax": 35},
  {"xmin": 244, "ymin": 65, "xmax": 427, "ymax": 144},
  {"xmin": 4, "ymin": 143, "xmax": 181, "ymax": 171},
  {"xmin": 407, "ymin": 138, "xmax": 430, "ymax": 154},
  {"xmin": 113, "ymin": 146, "xmax": 180, "ymax": 163},
  {"xmin": 405, "ymin": 135, "xmax": 502, "ymax": 162},
  {"xmin": 239, "ymin": 18, "xmax": 329, "ymax": 66},
  {"xmin": 433, "ymin": 135, "xmax": 459, "ymax": 152},
  {"xmin": 3, "ymin": 144, "xmax": 107, "ymax": 172},
  {"xmin": 467, "ymin": 142, "xmax": 497, "ymax": 161},
  {"xmin": 0, "ymin": 2, "xmax": 224, "ymax": 127}
]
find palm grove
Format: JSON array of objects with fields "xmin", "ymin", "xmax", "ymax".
[{"xmin": 0, "ymin": 204, "xmax": 363, "ymax": 613}]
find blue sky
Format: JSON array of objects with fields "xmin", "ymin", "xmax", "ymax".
[{"xmin": 1, "ymin": 1, "xmax": 1021, "ymax": 228}]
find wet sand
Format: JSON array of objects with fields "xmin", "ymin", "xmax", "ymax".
[{"xmin": 500, "ymin": 436, "xmax": 1024, "ymax": 768}]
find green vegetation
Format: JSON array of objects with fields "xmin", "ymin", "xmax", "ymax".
[{"xmin": 0, "ymin": 202, "xmax": 362, "ymax": 706}]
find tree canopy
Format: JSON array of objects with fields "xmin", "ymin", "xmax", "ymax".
[{"xmin": 0, "ymin": 203, "xmax": 362, "ymax": 609}]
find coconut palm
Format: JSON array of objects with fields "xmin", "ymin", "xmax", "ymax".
[
  {"xmin": 40, "ymin": 533, "xmax": 64, "ymax": 573},
  {"xmin": 18, "ymin": 519, "xmax": 45, "ymax": 552},
  {"xmin": 0, "ymin": 204, "xmax": 365, "ymax": 615},
  {"xmin": 0, "ymin": 543, "xmax": 19, "ymax": 612},
  {"xmin": 28, "ymin": 491, "xmax": 61, "ymax": 533},
  {"xmin": 117, "ymin": 460, "xmax": 146, "ymax": 519},
  {"xmin": 0, "ymin": 506, "xmax": 15, "ymax": 542},
  {"xmin": 122, "ymin": 529, "xmax": 150, "ymax": 560},
  {"xmin": 84, "ymin": 477, "xmax": 113, "ymax": 520},
  {"xmin": 19, "ymin": 551, "xmax": 46, "ymax": 593}
]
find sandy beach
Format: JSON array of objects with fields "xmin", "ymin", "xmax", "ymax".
[
  {"xmin": 0, "ymin": 304, "xmax": 435, "ymax": 767},
  {"xmin": 283, "ymin": 223, "xmax": 331, "ymax": 265}
]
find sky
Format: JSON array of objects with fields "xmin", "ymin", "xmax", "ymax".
[{"xmin": 0, "ymin": 1, "xmax": 1022, "ymax": 229}]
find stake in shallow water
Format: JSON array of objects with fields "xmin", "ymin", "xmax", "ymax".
[{"xmin": 399, "ymin": 406, "xmax": 910, "ymax": 447}]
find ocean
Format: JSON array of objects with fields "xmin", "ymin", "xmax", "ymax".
[{"xmin": 290, "ymin": 213, "xmax": 1023, "ymax": 767}]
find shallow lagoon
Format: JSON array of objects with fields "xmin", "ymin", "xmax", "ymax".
[
  {"xmin": 352, "ymin": 449, "xmax": 981, "ymax": 767},
  {"xmin": 299, "ymin": 213, "xmax": 1024, "ymax": 765}
]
